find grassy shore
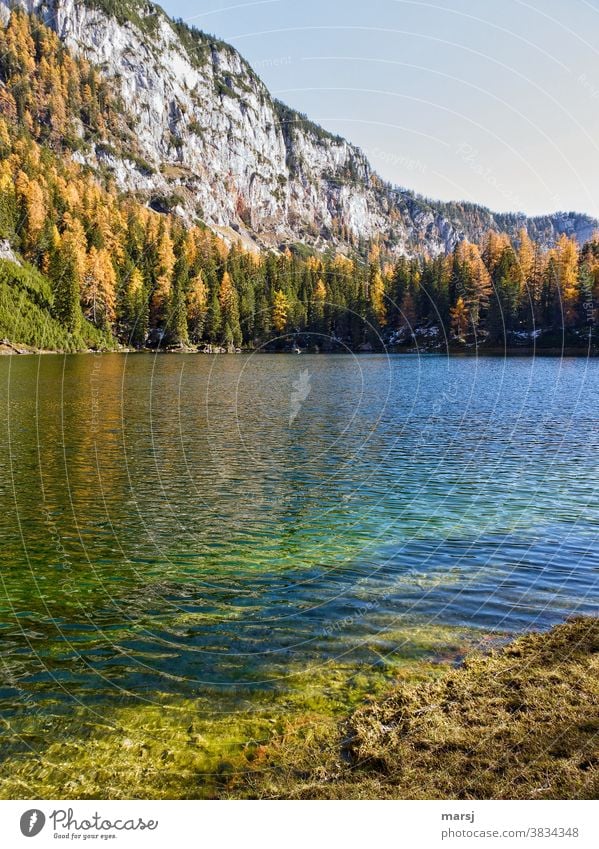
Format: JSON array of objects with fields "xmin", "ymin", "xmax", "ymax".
[
  {"xmin": 1, "ymin": 618, "xmax": 596, "ymax": 800},
  {"xmin": 247, "ymin": 617, "xmax": 598, "ymax": 799}
]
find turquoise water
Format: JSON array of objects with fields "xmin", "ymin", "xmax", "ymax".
[{"xmin": 0, "ymin": 353, "xmax": 597, "ymax": 722}]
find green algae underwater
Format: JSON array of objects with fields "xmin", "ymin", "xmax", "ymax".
[
  {"xmin": 0, "ymin": 622, "xmax": 477, "ymax": 799},
  {"xmin": 1, "ymin": 354, "xmax": 598, "ymax": 799}
]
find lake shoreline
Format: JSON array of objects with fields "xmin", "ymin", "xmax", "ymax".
[{"xmin": 0, "ymin": 344, "xmax": 597, "ymax": 357}]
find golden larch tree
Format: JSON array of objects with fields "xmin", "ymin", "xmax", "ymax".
[
  {"xmin": 450, "ymin": 296, "xmax": 469, "ymax": 340},
  {"xmin": 369, "ymin": 267, "xmax": 387, "ymax": 326},
  {"xmin": 555, "ymin": 234, "xmax": 579, "ymax": 326},
  {"xmin": 82, "ymin": 246, "xmax": 116, "ymax": 326},
  {"xmin": 272, "ymin": 289, "xmax": 289, "ymax": 332}
]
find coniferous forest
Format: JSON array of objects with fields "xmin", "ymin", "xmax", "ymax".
[{"xmin": 0, "ymin": 9, "xmax": 597, "ymax": 354}]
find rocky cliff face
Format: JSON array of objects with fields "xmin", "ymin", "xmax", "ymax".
[{"xmin": 3, "ymin": 0, "xmax": 596, "ymax": 255}]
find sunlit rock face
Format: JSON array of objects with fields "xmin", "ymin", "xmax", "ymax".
[{"xmin": 3, "ymin": 0, "xmax": 596, "ymax": 254}]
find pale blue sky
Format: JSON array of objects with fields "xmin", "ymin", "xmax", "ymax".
[{"xmin": 161, "ymin": 0, "xmax": 599, "ymax": 218}]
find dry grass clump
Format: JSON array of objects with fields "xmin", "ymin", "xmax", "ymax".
[{"xmin": 250, "ymin": 617, "xmax": 599, "ymax": 799}]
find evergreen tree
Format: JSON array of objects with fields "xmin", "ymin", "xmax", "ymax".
[
  {"xmin": 205, "ymin": 284, "xmax": 222, "ymax": 343},
  {"xmin": 168, "ymin": 252, "xmax": 190, "ymax": 346},
  {"xmin": 126, "ymin": 267, "xmax": 149, "ymax": 348},
  {"xmin": 487, "ymin": 246, "xmax": 521, "ymax": 340},
  {"xmin": 219, "ymin": 270, "xmax": 242, "ymax": 347},
  {"xmin": 49, "ymin": 238, "xmax": 81, "ymax": 334}
]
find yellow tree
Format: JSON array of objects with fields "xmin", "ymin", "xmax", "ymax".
[
  {"xmin": 61, "ymin": 213, "xmax": 87, "ymax": 279},
  {"xmin": 332, "ymin": 254, "xmax": 353, "ymax": 278},
  {"xmin": 369, "ymin": 267, "xmax": 387, "ymax": 326},
  {"xmin": 82, "ymin": 246, "xmax": 116, "ymax": 326},
  {"xmin": 368, "ymin": 242, "xmax": 381, "ymax": 266},
  {"xmin": 0, "ymin": 162, "xmax": 17, "ymax": 243},
  {"xmin": 187, "ymin": 272, "xmax": 208, "ymax": 339},
  {"xmin": 483, "ymin": 231, "xmax": 510, "ymax": 276},
  {"xmin": 311, "ymin": 277, "xmax": 327, "ymax": 326},
  {"xmin": 272, "ymin": 289, "xmax": 289, "ymax": 332},
  {"xmin": 555, "ymin": 234, "xmax": 579, "ymax": 326},
  {"xmin": 25, "ymin": 178, "xmax": 46, "ymax": 238},
  {"xmin": 519, "ymin": 232, "xmax": 545, "ymax": 322},
  {"xmin": 61, "ymin": 52, "xmax": 81, "ymax": 111},
  {"xmin": 218, "ymin": 270, "xmax": 235, "ymax": 313},
  {"xmin": 15, "ymin": 170, "xmax": 46, "ymax": 251},
  {"xmin": 128, "ymin": 267, "xmax": 144, "ymax": 300},
  {"xmin": 0, "ymin": 118, "xmax": 11, "ymax": 157},
  {"xmin": 450, "ymin": 296, "xmax": 469, "ymax": 340},
  {"xmin": 517, "ymin": 228, "xmax": 535, "ymax": 283},
  {"xmin": 307, "ymin": 255, "xmax": 323, "ymax": 275},
  {"xmin": 314, "ymin": 278, "xmax": 327, "ymax": 301},
  {"xmin": 125, "ymin": 267, "xmax": 148, "ymax": 346},
  {"xmin": 183, "ymin": 230, "xmax": 198, "ymax": 268},
  {"xmin": 584, "ymin": 234, "xmax": 599, "ymax": 300},
  {"xmin": 6, "ymin": 11, "xmax": 36, "ymax": 76},
  {"xmin": 454, "ymin": 239, "xmax": 492, "ymax": 328}
]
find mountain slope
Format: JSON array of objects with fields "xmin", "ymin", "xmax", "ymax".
[
  {"xmin": 0, "ymin": 5, "xmax": 596, "ymax": 355},
  {"xmin": 2, "ymin": 0, "xmax": 595, "ymax": 256}
]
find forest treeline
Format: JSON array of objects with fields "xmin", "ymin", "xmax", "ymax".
[{"xmin": 0, "ymin": 9, "xmax": 597, "ymax": 352}]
